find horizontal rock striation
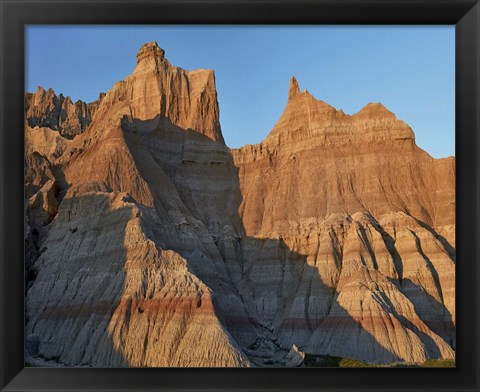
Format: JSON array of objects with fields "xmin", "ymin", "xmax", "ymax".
[
  {"xmin": 26, "ymin": 190, "xmax": 250, "ymax": 367},
  {"xmin": 25, "ymin": 42, "xmax": 253, "ymax": 367},
  {"xmin": 230, "ymin": 78, "xmax": 455, "ymax": 363},
  {"xmin": 25, "ymin": 42, "xmax": 455, "ymax": 367}
]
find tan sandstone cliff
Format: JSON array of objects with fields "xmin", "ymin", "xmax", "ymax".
[
  {"xmin": 25, "ymin": 42, "xmax": 455, "ymax": 367},
  {"xmin": 25, "ymin": 87, "xmax": 105, "ymax": 139}
]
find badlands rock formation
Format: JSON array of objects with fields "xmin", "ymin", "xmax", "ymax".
[
  {"xmin": 25, "ymin": 41, "xmax": 455, "ymax": 367},
  {"xmin": 25, "ymin": 87, "xmax": 104, "ymax": 139}
]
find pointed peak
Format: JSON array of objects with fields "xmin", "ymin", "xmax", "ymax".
[
  {"xmin": 367, "ymin": 102, "xmax": 386, "ymax": 108},
  {"xmin": 136, "ymin": 41, "xmax": 166, "ymax": 64},
  {"xmin": 289, "ymin": 77, "xmax": 300, "ymax": 99},
  {"xmin": 31, "ymin": 86, "xmax": 58, "ymax": 99},
  {"xmin": 361, "ymin": 102, "xmax": 390, "ymax": 112},
  {"xmin": 355, "ymin": 102, "xmax": 396, "ymax": 119}
]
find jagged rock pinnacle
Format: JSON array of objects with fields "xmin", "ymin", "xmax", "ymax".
[
  {"xmin": 136, "ymin": 41, "xmax": 166, "ymax": 64},
  {"xmin": 289, "ymin": 76, "xmax": 300, "ymax": 99}
]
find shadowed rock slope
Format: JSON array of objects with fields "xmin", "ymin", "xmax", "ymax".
[{"xmin": 25, "ymin": 42, "xmax": 455, "ymax": 367}]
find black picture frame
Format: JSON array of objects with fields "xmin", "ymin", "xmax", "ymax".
[{"xmin": 1, "ymin": 0, "xmax": 479, "ymax": 391}]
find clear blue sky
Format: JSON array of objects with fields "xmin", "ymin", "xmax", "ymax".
[{"xmin": 26, "ymin": 26, "xmax": 454, "ymax": 158}]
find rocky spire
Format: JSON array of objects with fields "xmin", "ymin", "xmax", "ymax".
[
  {"xmin": 133, "ymin": 41, "xmax": 170, "ymax": 74},
  {"xmin": 87, "ymin": 42, "xmax": 225, "ymax": 143},
  {"xmin": 136, "ymin": 41, "xmax": 165, "ymax": 64},
  {"xmin": 24, "ymin": 86, "xmax": 104, "ymax": 139},
  {"xmin": 288, "ymin": 76, "xmax": 300, "ymax": 99}
]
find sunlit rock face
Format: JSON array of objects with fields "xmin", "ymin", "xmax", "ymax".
[
  {"xmin": 231, "ymin": 78, "xmax": 455, "ymax": 363},
  {"xmin": 25, "ymin": 42, "xmax": 251, "ymax": 368},
  {"xmin": 25, "ymin": 42, "xmax": 455, "ymax": 367},
  {"xmin": 25, "ymin": 87, "xmax": 104, "ymax": 139}
]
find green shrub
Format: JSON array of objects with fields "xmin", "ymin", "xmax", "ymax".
[
  {"xmin": 304, "ymin": 353, "xmax": 456, "ymax": 368},
  {"xmin": 421, "ymin": 359, "xmax": 455, "ymax": 368},
  {"xmin": 338, "ymin": 357, "xmax": 372, "ymax": 367},
  {"xmin": 304, "ymin": 354, "xmax": 374, "ymax": 368},
  {"xmin": 388, "ymin": 362, "xmax": 421, "ymax": 368}
]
